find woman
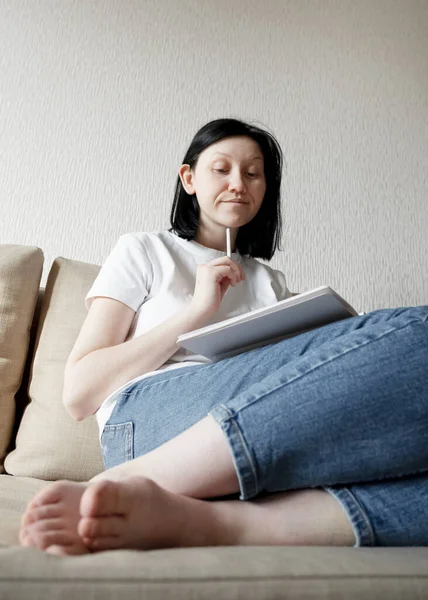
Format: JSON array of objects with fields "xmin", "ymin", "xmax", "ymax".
[{"xmin": 20, "ymin": 118, "xmax": 428, "ymax": 555}]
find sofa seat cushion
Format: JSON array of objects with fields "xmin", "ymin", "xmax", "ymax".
[
  {"xmin": 1, "ymin": 475, "xmax": 428, "ymax": 599},
  {"xmin": 0, "ymin": 544, "xmax": 428, "ymax": 599},
  {"xmin": 0, "ymin": 474, "xmax": 50, "ymax": 547}
]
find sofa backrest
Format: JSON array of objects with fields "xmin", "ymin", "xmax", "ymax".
[
  {"xmin": 8, "ymin": 288, "xmax": 45, "ymax": 457},
  {"xmin": 3, "ymin": 249, "xmax": 105, "ymax": 481},
  {"xmin": 0, "ymin": 245, "xmax": 44, "ymax": 474}
]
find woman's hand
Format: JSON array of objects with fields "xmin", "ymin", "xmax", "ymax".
[{"xmin": 189, "ymin": 257, "xmax": 246, "ymax": 319}]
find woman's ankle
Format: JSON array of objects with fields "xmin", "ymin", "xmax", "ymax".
[{"xmin": 208, "ymin": 489, "xmax": 356, "ymax": 547}]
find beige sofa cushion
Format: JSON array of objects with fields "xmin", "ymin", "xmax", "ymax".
[
  {"xmin": 0, "ymin": 474, "xmax": 50, "ymax": 547},
  {"xmin": 1, "ymin": 538, "xmax": 428, "ymax": 599},
  {"xmin": 0, "ymin": 245, "xmax": 43, "ymax": 473},
  {"xmin": 4, "ymin": 257, "xmax": 105, "ymax": 481},
  {"xmin": 2, "ymin": 474, "xmax": 428, "ymax": 599}
]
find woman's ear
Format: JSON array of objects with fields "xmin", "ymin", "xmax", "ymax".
[{"xmin": 178, "ymin": 164, "xmax": 195, "ymax": 195}]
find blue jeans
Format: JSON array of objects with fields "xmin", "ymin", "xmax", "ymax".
[{"xmin": 101, "ymin": 306, "xmax": 428, "ymax": 547}]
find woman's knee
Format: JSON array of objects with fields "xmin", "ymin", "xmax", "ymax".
[{"xmin": 368, "ymin": 305, "xmax": 428, "ymax": 324}]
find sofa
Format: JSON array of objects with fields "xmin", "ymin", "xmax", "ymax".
[{"xmin": 1, "ymin": 242, "xmax": 427, "ymax": 600}]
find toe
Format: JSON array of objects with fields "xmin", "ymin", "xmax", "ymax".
[
  {"xmin": 21, "ymin": 507, "xmax": 40, "ymax": 529},
  {"xmin": 26, "ymin": 520, "xmax": 69, "ymax": 550},
  {"xmin": 80, "ymin": 480, "xmax": 121, "ymax": 518},
  {"xmin": 86, "ymin": 535, "xmax": 123, "ymax": 552},
  {"xmin": 80, "ymin": 475, "xmax": 154, "ymax": 519},
  {"xmin": 20, "ymin": 520, "xmax": 44, "ymax": 547},
  {"xmin": 45, "ymin": 543, "xmax": 89, "ymax": 556},
  {"xmin": 25, "ymin": 503, "xmax": 63, "ymax": 527},
  {"xmin": 28, "ymin": 481, "xmax": 68, "ymax": 509},
  {"xmin": 78, "ymin": 515, "xmax": 123, "ymax": 540},
  {"xmin": 20, "ymin": 512, "xmax": 35, "ymax": 533},
  {"xmin": 22, "ymin": 481, "xmax": 72, "ymax": 528},
  {"xmin": 20, "ymin": 529, "xmax": 36, "ymax": 547},
  {"xmin": 45, "ymin": 545, "xmax": 72, "ymax": 556},
  {"xmin": 28, "ymin": 527, "xmax": 78, "ymax": 551},
  {"xmin": 27, "ymin": 518, "xmax": 65, "ymax": 535}
]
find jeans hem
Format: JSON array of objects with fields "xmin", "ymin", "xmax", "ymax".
[
  {"xmin": 209, "ymin": 405, "xmax": 259, "ymax": 500},
  {"xmin": 324, "ymin": 485, "xmax": 376, "ymax": 547}
]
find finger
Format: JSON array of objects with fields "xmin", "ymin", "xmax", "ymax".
[
  {"xmin": 228, "ymin": 265, "xmax": 241, "ymax": 285},
  {"xmin": 214, "ymin": 265, "xmax": 239, "ymax": 286},
  {"xmin": 206, "ymin": 256, "xmax": 240, "ymax": 274},
  {"xmin": 205, "ymin": 256, "xmax": 234, "ymax": 267},
  {"xmin": 225, "ymin": 260, "xmax": 242, "ymax": 282},
  {"xmin": 230, "ymin": 263, "xmax": 244, "ymax": 282},
  {"xmin": 207, "ymin": 257, "xmax": 244, "ymax": 281},
  {"xmin": 228, "ymin": 260, "xmax": 245, "ymax": 281},
  {"xmin": 220, "ymin": 279, "xmax": 232, "ymax": 295}
]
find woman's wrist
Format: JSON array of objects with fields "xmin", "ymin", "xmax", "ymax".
[{"xmin": 182, "ymin": 301, "xmax": 214, "ymax": 330}]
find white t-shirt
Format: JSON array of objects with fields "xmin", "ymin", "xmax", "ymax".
[{"xmin": 85, "ymin": 230, "xmax": 292, "ymax": 438}]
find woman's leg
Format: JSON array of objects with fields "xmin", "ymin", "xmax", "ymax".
[
  {"xmin": 21, "ymin": 480, "xmax": 356, "ymax": 554},
  {"xmin": 324, "ymin": 469, "xmax": 428, "ymax": 546},
  {"xmin": 21, "ymin": 466, "xmax": 428, "ymax": 553},
  {"xmin": 92, "ymin": 413, "xmax": 240, "ymax": 497},
  {"xmin": 21, "ymin": 305, "xmax": 428, "ymax": 553},
  {"xmin": 210, "ymin": 305, "xmax": 428, "ymax": 500},
  {"xmin": 77, "ymin": 467, "xmax": 428, "ymax": 548},
  {"xmin": 100, "ymin": 305, "xmax": 428, "ymax": 500}
]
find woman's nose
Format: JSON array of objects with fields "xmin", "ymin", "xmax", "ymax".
[{"xmin": 228, "ymin": 174, "xmax": 246, "ymax": 193}]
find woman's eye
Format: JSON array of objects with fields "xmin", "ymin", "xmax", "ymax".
[{"xmin": 214, "ymin": 169, "xmax": 258, "ymax": 177}]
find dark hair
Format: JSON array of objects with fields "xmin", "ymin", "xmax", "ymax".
[{"xmin": 169, "ymin": 118, "xmax": 284, "ymax": 260}]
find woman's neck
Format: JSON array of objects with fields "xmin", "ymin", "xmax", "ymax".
[{"xmin": 195, "ymin": 226, "xmax": 238, "ymax": 253}]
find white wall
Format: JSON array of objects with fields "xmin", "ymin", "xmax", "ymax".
[{"xmin": 1, "ymin": 0, "xmax": 427, "ymax": 311}]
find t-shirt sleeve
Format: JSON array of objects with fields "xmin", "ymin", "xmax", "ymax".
[{"xmin": 84, "ymin": 234, "xmax": 152, "ymax": 312}]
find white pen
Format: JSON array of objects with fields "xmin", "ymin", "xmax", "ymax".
[{"xmin": 226, "ymin": 227, "xmax": 231, "ymax": 258}]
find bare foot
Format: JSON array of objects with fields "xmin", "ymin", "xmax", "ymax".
[
  {"xmin": 77, "ymin": 477, "xmax": 355, "ymax": 552},
  {"xmin": 20, "ymin": 481, "xmax": 89, "ymax": 555},
  {"xmin": 19, "ymin": 475, "xmax": 225, "ymax": 555},
  {"xmin": 20, "ymin": 476, "xmax": 355, "ymax": 555},
  {"xmin": 78, "ymin": 475, "xmax": 228, "ymax": 552}
]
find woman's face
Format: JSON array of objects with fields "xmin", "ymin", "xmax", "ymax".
[{"xmin": 179, "ymin": 136, "xmax": 266, "ymax": 231}]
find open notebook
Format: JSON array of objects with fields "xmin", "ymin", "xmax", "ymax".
[{"xmin": 177, "ymin": 285, "xmax": 362, "ymax": 362}]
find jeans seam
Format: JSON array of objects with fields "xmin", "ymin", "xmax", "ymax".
[
  {"xmin": 101, "ymin": 422, "xmax": 134, "ymax": 465},
  {"xmin": 324, "ymin": 486, "xmax": 376, "ymax": 547},
  {"xmin": 367, "ymin": 465, "xmax": 428, "ymax": 484},
  {"xmin": 209, "ymin": 404, "xmax": 259, "ymax": 499},
  {"xmin": 227, "ymin": 317, "xmax": 426, "ymax": 416},
  {"xmin": 126, "ymin": 422, "xmax": 133, "ymax": 460}
]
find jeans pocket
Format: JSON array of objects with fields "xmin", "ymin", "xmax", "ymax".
[{"xmin": 101, "ymin": 421, "xmax": 134, "ymax": 470}]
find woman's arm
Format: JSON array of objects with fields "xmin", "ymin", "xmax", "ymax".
[
  {"xmin": 63, "ymin": 298, "xmax": 210, "ymax": 422},
  {"xmin": 64, "ymin": 255, "xmax": 244, "ymax": 422}
]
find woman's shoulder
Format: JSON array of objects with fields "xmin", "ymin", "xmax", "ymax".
[
  {"xmin": 242, "ymin": 256, "xmax": 291, "ymax": 300},
  {"xmin": 114, "ymin": 230, "xmax": 172, "ymax": 249},
  {"xmin": 241, "ymin": 255, "xmax": 282, "ymax": 275},
  {"xmin": 240, "ymin": 255, "xmax": 285, "ymax": 285},
  {"xmin": 111, "ymin": 231, "xmax": 184, "ymax": 267}
]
